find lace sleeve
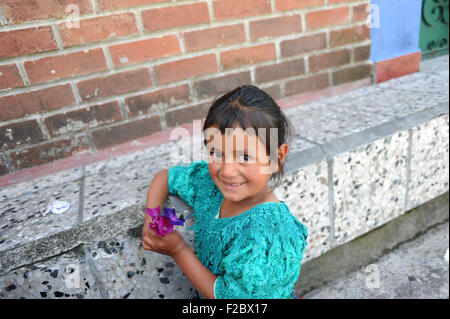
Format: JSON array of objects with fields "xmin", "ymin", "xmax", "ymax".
[
  {"xmin": 214, "ymin": 211, "xmax": 308, "ymax": 299},
  {"xmin": 167, "ymin": 161, "xmax": 208, "ymax": 209}
]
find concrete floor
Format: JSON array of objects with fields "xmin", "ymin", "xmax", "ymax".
[{"xmin": 304, "ymin": 220, "xmax": 449, "ymax": 299}]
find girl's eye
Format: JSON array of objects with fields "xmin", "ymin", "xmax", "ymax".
[
  {"xmin": 209, "ymin": 150, "xmax": 251, "ymax": 162},
  {"xmin": 209, "ymin": 150, "xmax": 221, "ymax": 158},
  {"xmin": 239, "ymin": 154, "xmax": 251, "ymax": 162}
]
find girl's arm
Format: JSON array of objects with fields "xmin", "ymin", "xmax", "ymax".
[
  {"xmin": 173, "ymin": 244, "xmax": 217, "ymax": 299},
  {"xmin": 143, "ymin": 229, "xmax": 217, "ymax": 299},
  {"xmin": 143, "ymin": 169, "xmax": 169, "ymax": 235},
  {"xmin": 143, "ymin": 169, "xmax": 217, "ymax": 299}
]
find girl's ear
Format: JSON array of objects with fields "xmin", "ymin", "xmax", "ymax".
[
  {"xmin": 278, "ymin": 144, "xmax": 289, "ymax": 169},
  {"xmin": 271, "ymin": 144, "xmax": 288, "ymax": 173}
]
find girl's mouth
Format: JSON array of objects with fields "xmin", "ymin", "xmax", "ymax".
[{"xmin": 222, "ymin": 181, "xmax": 246, "ymax": 190}]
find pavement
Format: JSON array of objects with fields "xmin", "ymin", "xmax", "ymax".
[{"xmin": 304, "ymin": 220, "xmax": 449, "ymax": 299}]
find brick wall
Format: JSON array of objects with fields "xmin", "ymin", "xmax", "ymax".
[{"xmin": 0, "ymin": 0, "xmax": 372, "ymax": 177}]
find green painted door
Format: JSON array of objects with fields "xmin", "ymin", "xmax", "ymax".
[{"xmin": 419, "ymin": 0, "xmax": 449, "ymax": 59}]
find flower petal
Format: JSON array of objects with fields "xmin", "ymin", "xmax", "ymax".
[
  {"xmin": 146, "ymin": 206, "xmax": 161, "ymax": 221},
  {"xmin": 162, "ymin": 207, "xmax": 185, "ymax": 226},
  {"xmin": 149, "ymin": 220, "xmax": 160, "ymax": 234},
  {"xmin": 158, "ymin": 216, "xmax": 174, "ymax": 236}
]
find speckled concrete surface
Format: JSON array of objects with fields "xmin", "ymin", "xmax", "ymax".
[
  {"xmin": 304, "ymin": 220, "xmax": 449, "ymax": 299},
  {"xmin": 408, "ymin": 114, "xmax": 449, "ymax": 211},
  {"xmin": 0, "ymin": 179, "xmax": 81, "ymax": 252},
  {"xmin": 333, "ymin": 131, "xmax": 409, "ymax": 246},
  {"xmin": 0, "ymin": 246, "xmax": 102, "ymax": 299},
  {"xmin": 83, "ymin": 229, "xmax": 197, "ymax": 299},
  {"xmin": 274, "ymin": 160, "xmax": 330, "ymax": 262},
  {"xmin": 420, "ymin": 55, "xmax": 449, "ymax": 74}
]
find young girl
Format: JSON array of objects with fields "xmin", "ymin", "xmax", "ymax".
[{"xmin": 142, "ymin": 85, "xmax": 308, "ymax": 299}]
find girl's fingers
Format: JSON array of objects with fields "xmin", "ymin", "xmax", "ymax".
[
  {"xmin": 142, "ymin": 232, "xmax": 155, "ymax": 250},
  {"xmin": 142, "ymin": 230, "xmax": 164, "ymax": 250},
  {"xmin": 148, "ymin": 230, "xmax": 165, "ymax": 240}
]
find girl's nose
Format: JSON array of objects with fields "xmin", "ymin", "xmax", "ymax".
[{"xmin": 220, "ymin": 161, "xmax": 240, "ymax": 178}]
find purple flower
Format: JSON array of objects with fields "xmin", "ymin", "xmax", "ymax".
[
  {"xmin": 146, "ymin": 206, "xmax": 184, "ymax": 237},
  {"xmin": 146, "ymin": 206, "xmax": 160, "ymax": 220},
  {"xmin": 162, "ymin": 207, "xmax": 185, "ymax": 226},
  {"xmin": 156, "ymin": 216, "xmax": 174, "ymax": 237}
]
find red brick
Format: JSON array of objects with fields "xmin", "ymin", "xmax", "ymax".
[
  {"xmin": 214, "ymin": 0, "xmax": 271, "ymax": 21},
  {"xmin": 353, "ymin": 3, "xmax": 370, "ymax": 22},
  {"xmin": 109, "ymin": 35, "xmax": 181, "ymax": 67},
  {"xmin": 0, "ymin": 120, "xmax": 44, "ymax": 151},
  {"xmin": 0, "ymin": 64, "xmax": 24, "ymax": 90},
  {"xmin": 285, "ymin": 73, "xmax": 329, "ymax": 96},
  {"xmin": 0, "ymin": 85, "xmax": 75, "ymax": 121},
  {"xmin": 1, "ymin": 0, "xmax": 92, "ymax": 23},
  {"xmin": 154, "ymin": 54, "xmax": 218, "ymax": 84},
  {"xmin": 330, "ymin": 25, "xmax": 370, "ymax": 47},
  {"xmin": 9, "ymin": 137, "xmax": 90, "ymax": 170},
  {"xmin": 165, "ymin": 103, "xmax": 211, "ymax": 128},
  {"xmin": 332, "ymin": 63, "xmax": 372, "ymax": 85},
  {"xmin": 275, "ymin": 0, "xmax": 324, "ymax": 11},
  {"xmin": 58, "ymin": 13, "xmax": 138, "ymax": 47},
  {"xmin": 142, "ymin": 3, "xmax": 210, "ymax": 33},
  {"xmin": 98, "ymin": 0, "xmax": 168, "ymax": 11},
  {"xmin": 126, "ymin": 84, "xmax": 191, "ymax": 116},
  {"xmin": 194, "ymin": 71, "xmax": 251, "ymax": 98},
  {"xmin": 281, "ymin": 33, "xmax": 327, "ymax": 57},
  {"xmin": 92, "ymin": 116, "xmax": 162, "ymax": 149},
  {"xmin": 0, "ymin": 27, "xmax": 57, "ymax": 59},
  {"xmin": 306, "ymin": 7, "xmax": 350, "ymax": 30},
  {"xmin": 77, "ymin": 68, "xmax": 153, "ymax": 102},
  {"xmin": 354, "ymin": 44, "xmax": 371, "ymax": 62},
  {"xmin": 261, "ymin": 85, "xmax": 281, "ymax": 100},
  {"xmin": 329, "ymin": 0, "xmax": 360, "ymax": 3},
  {"xmin": 44, "ymin": 102, "xmax": 122, "ymax": 137},
  {"xmin": 250, "ymin": 15, "xmax": 302, "ymax": 40},
  {"xmin": 24, "ymin": 49, "xmax": 108, "ymax": 84},
  {"xmin": 184, "ymin": 24, "xmax": 246, "ymax": 52},
  {"xmin": 309, "ymin": 49, "xmax": 351, "ymax": 73},
  {"xmin": 221, "ymin": 44, "xmax": 276, "ymax": 70},
  {"xmin": 376, "ymin": 51, "xmax": 421, "ymax": 83},
  {"xmin": 255, "ymin": 59, "xmax": 305, "ymax": 83}
]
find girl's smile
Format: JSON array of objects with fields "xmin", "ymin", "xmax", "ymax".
[{"xmin": 221, "ymin": 180, "xmax": 247, "ymax": 190}]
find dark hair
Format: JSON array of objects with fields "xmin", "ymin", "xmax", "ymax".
[{"xmin": 202, "ymin": 85, "xmax": 292, "ymax": 187}]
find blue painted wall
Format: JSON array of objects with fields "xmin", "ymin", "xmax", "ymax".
[{"xmin": 370, "ymin": 0, "xmax": 423, "ymax": 62}]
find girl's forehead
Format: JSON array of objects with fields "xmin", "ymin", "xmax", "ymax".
[{"xmin": 204, "ymin": 126, "xmax": 262, "ymax": 151}]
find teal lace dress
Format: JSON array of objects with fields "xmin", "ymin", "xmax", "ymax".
[{"xmin": 168, "ymin": 160, "xmax": 308, "ymax": 299}]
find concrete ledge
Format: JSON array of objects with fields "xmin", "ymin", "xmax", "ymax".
[
  {"xmin": 0, "ymin": 204, "xmax": 143, "ymax": 275},
  {"xmin": 320, "ymin": 102, "xmax": 448, "ymax": 158},
  {"xmin": 295, "ymin": 191, "xmax": 449, "ymax": 296}
]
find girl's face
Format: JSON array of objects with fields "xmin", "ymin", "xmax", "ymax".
[{"xmin": 205, "ymin": 125, "xmax": 286, "ymax": 206}]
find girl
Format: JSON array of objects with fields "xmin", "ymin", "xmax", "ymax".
[{"xmin": 142, "ymin": 85, "xmax": 308, "ymax": 299}]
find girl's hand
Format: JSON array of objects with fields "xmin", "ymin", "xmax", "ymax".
[{"xmin": 142, "ymin": 229, "xmax": 187, "ymax": 258}]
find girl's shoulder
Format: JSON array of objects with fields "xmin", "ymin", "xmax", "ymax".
[
  {"xmin": 247, "ymin": 202, "xmax": 308, "ymax": 241},
  {"xmin": 169, "ymin": 160, "xmax": 211, "ymax": 183}
]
